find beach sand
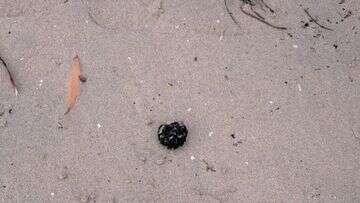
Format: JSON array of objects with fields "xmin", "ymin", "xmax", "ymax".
[{"xmin": 1, "ymin": 0, "xmax": 360, "ymax": 202}]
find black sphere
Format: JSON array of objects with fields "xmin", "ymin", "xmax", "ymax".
[{"xmin": 158, "ymin": 122, "xmax": 188, "ymax": 149}]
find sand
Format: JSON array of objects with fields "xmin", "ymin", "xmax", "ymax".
[{"xmin": 1, "ymin": 0, "xmax": 360, "ymax": 202}]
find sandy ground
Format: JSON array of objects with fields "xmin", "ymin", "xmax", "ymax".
[{"xmin": 0, "ymin": 0, "xmax": 360, "ymax": 202}]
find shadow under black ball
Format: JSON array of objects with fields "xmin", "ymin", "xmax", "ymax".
[{"xmin": 158, "ymin": 122, "xmax": 188, "ymax": 149}]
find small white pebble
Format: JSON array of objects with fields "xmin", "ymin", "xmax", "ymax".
[
  {"xmin": 293, "ymin": 44, "xmax": 298, "ymax": 49},
  {"xmin": 190, "ymin": 156, "xmax": 196, "ymax": 160},
  {"xmin": 216, "ymin": 19, "xmax": 220, "ymax": 23},
  {"xmin": 175, "ymin": 25, "xmax": 180, "ymax": 29},
  {"xmin": 208, "ymin": 131, "xmax": 213, "ymax": 137},
  {"xmin": 269, "ymin": 101, "xmax": 273, "ymax": 104},
  {"xmin": 127, "ymin": 57, "xmax": 132, "ymax": 60},
  {"xmin": 97, "ymin": 123, "xmax": 102, "ymax": 128},
  {"xmin": 297, "ymin": 84, "xmax": 302, "ymax": 92},
  {"xmin": 85, "ymin": 20, "xmax": 89, "ymax": 24},
  {"xmin": 51, "ymin": 192, "xmax": 55, "ymax": 196},
  {"xmin": 186, "ymin": 39, "xmax": 190, "ymax": 42},
  {"xmin": 187, "ymin": 108, "xmax": 192, "ymax": 112},
  {"xmin": 244, "ymin": 161, "xmax": 249, "ymax": 165},
  {"xmin": 219, "ymin": 35, "xmax": 224, "ymax": 41}
]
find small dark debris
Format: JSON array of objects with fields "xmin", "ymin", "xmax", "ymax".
[
  {"xmin": 57, "ymin": 122, "xmax": 64, "ymax": 129},
  {"xmin": 8, "ymin": 109, "xmax": 13, "ymax": 114},
  {"xmin": 314, "ymin": 68, "xmax": 321, "ymax": 71},
  {"xmin": 8, "ymin": 31, "xmax": 11, "ymax": 34},
  {"xmin": 287, "ymin": 33, "xmax": 293, "ymax": 38},
  {"xmin": 233, "ymin": 140, "xmax": 243, "ymax": 146},
  {"xmin": 146, "ymin": 120, "xmax": 154, "ymax": 126},
  {"xmin": 224, "ymin": 75, "xmax": 229, "ymax": 80},
  {"xmin": 202, "ymin": 160, "xmax": 216, "ymax": 172},
  {"xmin": 311, "ymin": 193, "xmax": 321, "ymax": 199},
  {"xmin": 158, "ymin": 122, "xmax": 188, "ymax": 149},
  {"xmin": 303, "ymin": 22, "xmax": 309, "ymax": 28},
  {"xmin": 270, "ymin": 107, "xmax": 280, "ymax": 113},
  {"xmin": 79, "ymin": 75, "xmax": 87, "ymax": 83},
  {"xmin": 167, "ymin": 83, "xmax": 174, "ymax": 87},
  {"xmin": 284, "ymin": 81, "xmax": 288, "ymax": 85},
  {"xmin": 230, "ymin": 134, "xmax": 235, "ymax": 139},
  {"xmin": 333, "ymin": 44, "xmax": 338, "ymax": 49},
  {"xmin": 194, "ymin": 57, "xmax": 198, "ymax": 61},
  {"xmin": 313, "ymin": 33, "xmax": 322, "ymax": 38},
  {"xmin": 349, "ymin": 76, "xmax": 354, "ymax": 82}
]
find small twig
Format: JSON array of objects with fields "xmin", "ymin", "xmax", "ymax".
[
  {"xmin": 304, "ymin": 8, "xmax": 333, "ymax": 31},
  {"xmin": 260, "ymin": 0, "xmax": 275, "ymax": 13},
  {"xmin": 240, "ymin": 6, "xmax": 287, "ymax": 30},
  {"xmin": 0, "ymin": 56, "xmax": 18, "ymax": 95},
  {"xmin": 224, "ymin": 0, "xmax": 241, "ymax": 28},
  {"xmin": 251, "ymin": 6, "xmax": 265, "ymax": 20}
]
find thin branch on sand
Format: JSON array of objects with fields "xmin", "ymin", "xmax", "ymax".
[
  {"xmin": 224, "ymin": 0, "xmax": 241, "ymax": 28},
  {"xmin": 303, "ymin": 8, "xmax": 333, "ymax": 31},
  {"xmin": 240, "ymin": 6, "xmax": 287, "ymax": 30}
]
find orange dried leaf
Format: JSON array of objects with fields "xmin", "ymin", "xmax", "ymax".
[{"xmin": 65, "ymin": 55, "xmax": 81, "ymax": 114}]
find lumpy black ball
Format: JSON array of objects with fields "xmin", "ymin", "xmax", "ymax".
[{"xmin": 158, "ymin": 122, "xmax": 188, "ymax": 149}]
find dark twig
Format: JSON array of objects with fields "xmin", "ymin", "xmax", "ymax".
[
  {"xmin": 0, "ymin": 56, "xmax": 18, "ymax": 95},
  {"xmin": 304, "ymin": 8, "xmax": 334, "ymax": 31},
  {"xmin": 224, "ymin": 0, "xmax": 241, "ymax": 28},
  {"xmin": 251, "ymin": 6, "xmax": 265, "ymax": 20},
  {"xmin": 240, "ymin": 6, "xmax": 287, "ymax": 30},
  {"xmin": 260, "ymin": 0, "xmax": 274, "ymax": 13}
]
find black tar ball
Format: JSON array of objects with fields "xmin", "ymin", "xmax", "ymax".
[{"xmin": 158, "ymin": 122, "xmax": 188, "ymax": 149}]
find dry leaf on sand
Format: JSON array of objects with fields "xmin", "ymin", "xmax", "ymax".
[{"xmin": 65, "ymin": 55, "xmax": 85, "ymax": 115}]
